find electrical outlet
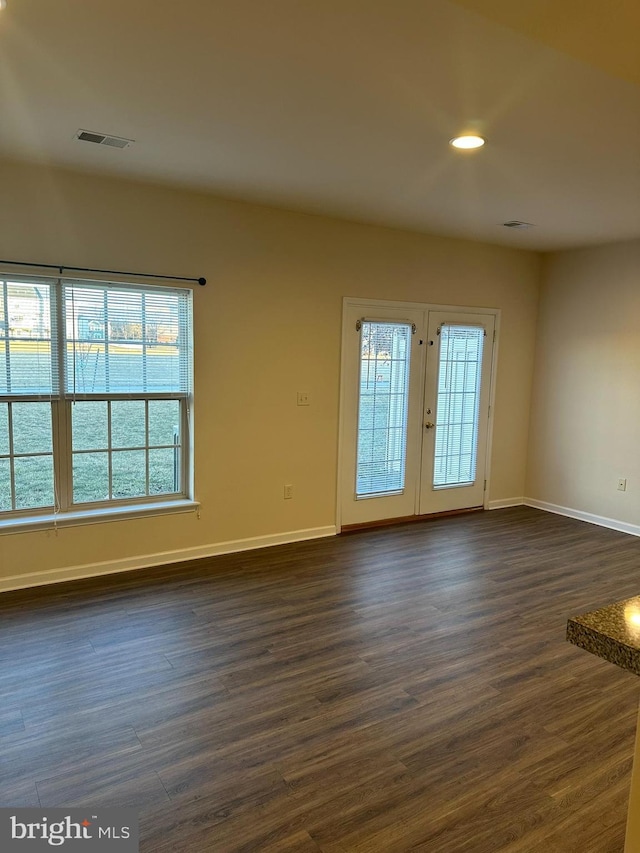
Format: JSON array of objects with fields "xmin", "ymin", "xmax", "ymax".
[
  {"xmin": 284, "ymin": 484, "xmax": 294, "ymax": 500},
  {"xmin": 618, "ymin": 478, "xmax": 627, "ymax": 492},
  {"xmin": 297, "ymin": 392, "xmax": 310, "ymax": 406}
]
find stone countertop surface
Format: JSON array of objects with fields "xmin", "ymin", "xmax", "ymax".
[{"xmin": 567, "ymin": 596, "xmax": 640, "ymax": 676}]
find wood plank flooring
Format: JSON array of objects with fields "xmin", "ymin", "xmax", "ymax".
[{"xmin": 1, "ymin": 506, "xmax": 640, "ymax": 852}]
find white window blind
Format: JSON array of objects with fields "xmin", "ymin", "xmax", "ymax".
[
  {"xmin": 0, "ymin": 279, "xmax": 58, "ymax": 398},
  {"xmin": 64, "ymin": 280, "xmax": 193, "ymax": 396},
  {"xmin": 433, "ymin": 324, "xmax": 484, "ymax": 487},
  {"xmin": 356, "ymin": 321, "xmax": 412, "ymax": 497}
]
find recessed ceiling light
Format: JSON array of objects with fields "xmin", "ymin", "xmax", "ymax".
[{"xmin": 450, "ymin": 135, "xmax": 486, "ymax": 150}]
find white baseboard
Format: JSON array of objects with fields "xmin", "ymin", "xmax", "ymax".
[
  {"xmin": 8, "ymin": 498, "xmax": 638, "ymax": 594},
  {"xmin": 487, "ymin": 497, "xmax": 525, "ymax": 510},
  {"xmin": 0, "ymin": 525, "xmax": 337, "ymax": 593},
  {"xmin": 524, "ymin": 498, "xmax": 640, "ymax": 538}
]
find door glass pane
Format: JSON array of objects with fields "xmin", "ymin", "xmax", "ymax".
[
  {"xmin": 434, "ymin": 325, "xmax": 484, "ymax": 487},
  {"xmin": 356, "ymin": 322, "xmax": 411, "ymax": 497}
]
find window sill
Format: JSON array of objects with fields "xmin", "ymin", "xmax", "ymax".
[{"xmin": 0, "ymin": 499, "xmax": 199, "ymax": 535}]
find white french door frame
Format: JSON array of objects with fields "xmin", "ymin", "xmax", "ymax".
[{"xmin": 336, "ymin": 297, "xmax": 500, "ymax": 531}]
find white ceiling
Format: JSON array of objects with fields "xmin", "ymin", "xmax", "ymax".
[{"xmin": 1, "ymin": 0, "xmax": 639, "ymax": 251}]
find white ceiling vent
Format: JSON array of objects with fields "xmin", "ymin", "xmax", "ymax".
[
  {"xmin": 75, "ymin": 129, "xmax": 133, "ymax": 149},
  {"xmin": 502, "ymin": 220, "xmax": 535, "ymax": 229}
]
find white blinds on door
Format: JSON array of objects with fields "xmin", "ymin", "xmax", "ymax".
[
  {"xmin": 433, "ymin": 324, "xmax": 484, "ymax": 487},
  {"xmin": 356, "ymin": 321, "xmax": 412, "ymax": 497}
]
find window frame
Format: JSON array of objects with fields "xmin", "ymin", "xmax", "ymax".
[{"xmin": 0, "ymin": 274, "xmax": 196, "ymax": 530}]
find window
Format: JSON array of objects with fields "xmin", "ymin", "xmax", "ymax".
[
  {"xmin": 0, "ymin": 275, "xmax": 193, "ymax": 524},
  {"xmin": 433, "ymin": 324, "xmax": 484, "ymax": 487},
  {"xmin": 355, "ymin": 321, "xmax": 412, "ymax": 497}
]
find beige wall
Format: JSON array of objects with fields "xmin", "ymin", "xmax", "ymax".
[
  {"xmin": 527, "ymin": 238, "xmax": 640, "ymax": 524},
  {"xmin": 0, "ymin": 159, "xmax": 540, "ymax": 588}
]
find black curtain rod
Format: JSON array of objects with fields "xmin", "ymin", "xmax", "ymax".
[{"xmin": 0, "ymin": 259, "xmax": 206, "ymax": 286}]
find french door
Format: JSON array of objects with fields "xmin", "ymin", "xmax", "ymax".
[{"xmin": 339, "ymin": 300, "xmax": 496, "ymax": 527}]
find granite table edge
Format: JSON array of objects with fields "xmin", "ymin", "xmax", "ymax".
[{"xmin": 567, "ymin": 598, "xmax": 640, "ymax": 678}]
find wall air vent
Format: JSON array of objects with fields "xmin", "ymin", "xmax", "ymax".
[
  {"xmin": 502, "ymin": 220, "xmax": 535, "ymax": 229},
  {"xmin": 75, "ymin": 130, "xmax": 133, "ymax": 149}
]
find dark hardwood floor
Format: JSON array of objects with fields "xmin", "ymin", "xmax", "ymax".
[{"xmin": 1, "ymin": 507, "xmax": 640, "ymax": 852}]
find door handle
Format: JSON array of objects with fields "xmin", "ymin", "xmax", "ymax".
[{"xmin": 425, "ymin": 421, "xmax": 435, "ymax": 429}]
